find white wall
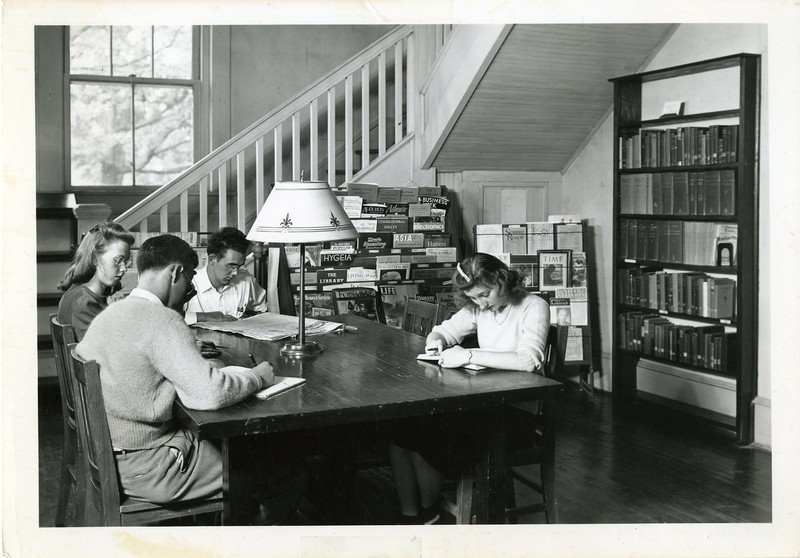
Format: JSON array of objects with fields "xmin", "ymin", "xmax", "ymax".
[{"xmin": 562, "ymin": 24, "xmax": 770, "ymax": 445}]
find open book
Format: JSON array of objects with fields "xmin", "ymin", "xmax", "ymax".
[
  {"xmin": 416, "ymin": 353, "xmax": 486, "ymax": 373},
  {"xmin": 254, "ymin": 376, "xmax": 306, "ymax": 399}
]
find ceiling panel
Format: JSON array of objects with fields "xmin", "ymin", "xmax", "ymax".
[{"xmin": 432, "ymin": 24, "xmax": 675, "ymax": 172}]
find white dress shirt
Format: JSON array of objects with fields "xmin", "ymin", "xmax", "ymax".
[{"xmin": 184, "ymin": 266, "xmax": 267, "ymax": 324}]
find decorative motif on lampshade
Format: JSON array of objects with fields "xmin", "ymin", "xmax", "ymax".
[{"xmin": 246, "ymin": 181, "xmax": 358, "ymax": 244}]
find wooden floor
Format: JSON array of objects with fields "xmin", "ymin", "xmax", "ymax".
[{"xmin": 38, "ymin": 381, "xmax": 771, "ymax": 526}]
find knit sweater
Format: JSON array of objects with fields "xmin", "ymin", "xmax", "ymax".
[
  {"xmin": 430, "ymin": 292, "xmax": 550, "ymax": 372},
  {"xmin": 76, "ymin": 290, "xmax": 265, "ymax": 450},
  {"xmin": 57, "ymin": 284, "xmax": 107, "ymax": 341}
]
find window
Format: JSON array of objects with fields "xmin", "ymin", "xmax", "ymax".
[{"xmin": 68, "ymin": 26, "xmax": 199, "ymax": 187}]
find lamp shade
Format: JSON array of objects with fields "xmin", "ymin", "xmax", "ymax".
[{"xmin": 246, "ymin": 181, "xmax": 358, "ymax": 244}]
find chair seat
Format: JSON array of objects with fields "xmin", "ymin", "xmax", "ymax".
[
  {"xmin": 119, "ymin": 494, "xmax": 222, "ymax": 513},
  {"xmin": 119, "ymin": 494, "xmax": 224, "ymax": 525}
]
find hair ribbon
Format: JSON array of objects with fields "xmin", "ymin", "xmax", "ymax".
[{"xmin": 456, "ymin": 262, "xmax": 470, "ymax": 282}]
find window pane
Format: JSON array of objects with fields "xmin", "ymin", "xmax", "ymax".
[
  {"xmin": 133, "ymin": 85, "xmax": 194, "ymax": 186},
  {"xmin": 153, "ymin": 26, "xmax": 193, "ymax": 79},
  {"xmin": 70, "ymin": 83, "xmax": 132, "ymax": 186},
  {"xmin": 70, "ymin": 25, "xmax": 111, "ymax": 75},
  {"xmin": 112, "ymin": 26, "xmax": 152, "ymax": 77}
]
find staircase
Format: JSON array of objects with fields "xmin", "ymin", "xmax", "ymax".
[{"xmin": 116, "ymin": 26, "xmax": 419, "ymax": 236}]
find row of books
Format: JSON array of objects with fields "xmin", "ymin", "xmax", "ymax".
[
  {"xmin": 619, "ymin": 170, "xmax": 735, "ymax": 216},
  {"xmin": 294, "ymin": 282, "xmax": 454, "ymax": 328},
  {"xmin": 474, "ymin": 221, "xmax": 584, "ymax": 256},
  {"xmin": 618, "ymin": 269, "xmax": 736, "ymax": 320},
  {"xmin": 619, "ymin": 220, "xmax": 738, "ymax": 266},
  {"xmin": 617, "ymin": 311, "xmax": 737, "ymax": 373},
  {"xmin": 338, "ymin": 183, "xmax": 446, "ymax": 204},
  {"xmin": 619, "ymin": 124, "xmax": 739, "ymax": 169}
]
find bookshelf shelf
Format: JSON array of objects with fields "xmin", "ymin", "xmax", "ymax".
[
  {"xmin": 637, "ymin": 109, "xmax": 741, "ymax": 128},
  {"xmin": 618, "ymin": 214, "xmax": 738, "ymax": 222},
  {"xmin": 617, "ymin": 349, "xmax": 738, "ymax": 379},
  {"xmin": 611, "ymin": 54, "xmax": 760, "ymax": 445},
  {"xmin": 618, "ymin": 303, "xmax": 737, "ymax": 326},
  {"xmin": 618, "ymin": 259, "xmax": 738, "ymax": 274},
  {"xmin": 618, "ymin": 163, "xmax": 740, "ymax": 173}
]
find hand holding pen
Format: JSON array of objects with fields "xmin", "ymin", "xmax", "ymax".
[{"xmin": 248, "ymin": 354, "xmax": 275, "ymax": 388}]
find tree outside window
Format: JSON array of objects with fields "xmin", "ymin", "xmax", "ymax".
[{"xmin": 68, "ymin": 26, "xmax": 197, "ymax": 187}]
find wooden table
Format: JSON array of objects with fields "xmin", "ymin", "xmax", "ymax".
[{"xmin": 176, "ymin": 314, "xmax": 564, "ymax": 524}]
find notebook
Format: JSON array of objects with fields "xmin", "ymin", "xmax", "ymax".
[
  {"xmin": 415, "ymin": 353, "xmax": 486, "ymax": 373},
  {"xmin": 253, "ymin": 376, "xmax": 306, "ymax": 399}
]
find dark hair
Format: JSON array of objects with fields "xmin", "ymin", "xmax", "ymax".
[
  {"xmin": 207, "ymin": 227, "xmax": 249, "ymax": 257},
  {"xmin": 452, "ymin": 253, "xmax": 528, "ymax": 309},
  {"xmin": 57, "ymin": 222, "xmax": 135, "ymax": 291},
  {"xmin": 137, "ymin": 234, "xmax": 199, "ymax": 274}
]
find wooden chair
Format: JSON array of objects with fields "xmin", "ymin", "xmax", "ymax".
[
  {"xmin": 330, "ymin": 287, "xmax": 386, "ymax": 324},
  {"xmin": 401, "ymin": 299, "xmax": 438, "ymax": 337},
  {"xmin": 66, "ymin": 344, "xmax": 223, "ymax": 526},
  {"xmin": 440, "ymin": 326, "xmax": 563, "ymax": 524},
  {"xmin": 49, "ymin": 314, "xmax": 83, "ymax": 526}
]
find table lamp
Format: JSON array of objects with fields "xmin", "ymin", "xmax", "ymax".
[{"xmin": 247, "ymin": 180, "xmax": 358, "ymax": 358}]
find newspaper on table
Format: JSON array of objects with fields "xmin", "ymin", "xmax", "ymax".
[{"xmin": 193, "ymin": 312, "xmax": 343, "ymax": 341}]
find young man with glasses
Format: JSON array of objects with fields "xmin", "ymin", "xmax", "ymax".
[
  {"xmin": 184, "ymin": 226, "xmax": 268, "ymax": 324},
  {"xmin": 77, "ymin": 234, "xmax": 275, "ymax": 508}
]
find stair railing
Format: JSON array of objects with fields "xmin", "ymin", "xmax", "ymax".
[{"xmin": 116, "ymin": 25, "xmax": 415, "ymax": 236}]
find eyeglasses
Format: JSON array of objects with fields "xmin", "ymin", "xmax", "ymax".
[{"xmin": 112, "ymin": 256, "xmax": 133, "ymax": 269}]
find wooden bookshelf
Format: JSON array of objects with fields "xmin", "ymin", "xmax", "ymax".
[{"xmin": 610, "ymin": 54, "xmax": 760, "ymax": 444}]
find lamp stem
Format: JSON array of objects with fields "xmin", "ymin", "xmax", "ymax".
[{"xmin": 298, "ymin": 243, "xmax": 306, "ymax": 346}]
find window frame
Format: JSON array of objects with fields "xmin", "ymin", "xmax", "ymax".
[{"xmin": 63, "ymin": 25, "xmax": 204, "ymax": 192}]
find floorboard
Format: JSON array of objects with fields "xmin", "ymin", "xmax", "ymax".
[{"xmin": 38, "ymin": 381, "xmax": 771, "ymax": 526}]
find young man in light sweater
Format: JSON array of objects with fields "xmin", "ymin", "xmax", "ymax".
[{"xmin": 77, "ymin": 234, "xmax": 275, "ymax": 506}]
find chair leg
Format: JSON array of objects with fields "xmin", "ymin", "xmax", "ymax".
[
  {"xmin": 504, "ymin": 467, "xmax": 517, "ymax": 524},
  {"xmin": 541, "ymin": 459, "xmax": 558, "ymax": 524},
  {"xmin": 454, "ymin": 472, "xmax": 475, "ymax": 525},
  {"xmin": 54, "ymin": 463, "xmax": 73, "ymax": 527}
]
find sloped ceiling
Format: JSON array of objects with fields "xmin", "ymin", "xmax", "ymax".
[{"xmin": 431, "ymin": 24, "xmax": 676, "ymax": 172}]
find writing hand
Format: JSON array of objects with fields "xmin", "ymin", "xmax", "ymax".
[
  {"xmin": 197, "ymin": 340, "xmax": 222, "ymax": 358},
  {"xmin": 252, "ymin": 361, "xmax": 275, "ymax": 388},
  {"xmin": 425, "ymin": 335, "xmax": 446, "ymax": 356}
]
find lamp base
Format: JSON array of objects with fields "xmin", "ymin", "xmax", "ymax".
[{"xmin": 279, "ymin": 340, "xmax": 324, "ymax": 358}]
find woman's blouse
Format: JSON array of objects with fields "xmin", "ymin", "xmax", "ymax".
[
  {"xmin": 430, "ymin": 292, "xmax": 550, "ymax": 372},
  {"xmin": 57, "ymin": 284, "xmax": 107, "ymax": 341}
]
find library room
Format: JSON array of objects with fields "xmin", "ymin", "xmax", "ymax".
[{"xmin": 4, "ymin": 4, "xmax": 799, "ymax": 558}]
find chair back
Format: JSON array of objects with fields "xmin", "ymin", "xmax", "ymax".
[
  {"xmin": 67, "ymin": 343, "xmax": 123, "ymax": 526},
  {"xmin": 401, "ymin": 299, "xmax": 437, "ymax": 337},
  {"xmin": 330, "ymin": 287, "xmax": 386, "ymax": 324},
  {"xmin": 50, "ymin": 314, "xmax": 78, "ymax": 442}
]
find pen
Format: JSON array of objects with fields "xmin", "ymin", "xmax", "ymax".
[
  {"xmin": 344, "ymin": 325, "xmax": 359, "ymax": 333},
  {"xmin": 248, "ymin": 354, "xmax": 258, "ymax": 367}
]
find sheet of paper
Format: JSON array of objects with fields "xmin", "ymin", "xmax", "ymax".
[
  {"xmin": 416, "ymin": 354, "xmax": 486, "ymax": 372},
  {"xmin": 193, "ymin": 312, "xmax": 343, "ymax": 341},
  {"xmin": 253, "ymin": 376, "xmax": 306, "ymax": 399}
]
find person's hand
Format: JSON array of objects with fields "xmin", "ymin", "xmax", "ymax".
[
  {"xmin": 438, "ymin": 346, "xmax": 470, "ymax": 368},
  {"xmin": 196, "ymin": 340, "xmax": 222, "ymax": 358},
  {"xmin": 251, "ymin": 361, "xmax": 275, "ymax": 388},
  {"xmin": 198, "ymin": 312, "xmax": 238, "ymax": 322},
  {"xmin": 424, "ymin": 333, "xmax": 447, "ymax": 355}
]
